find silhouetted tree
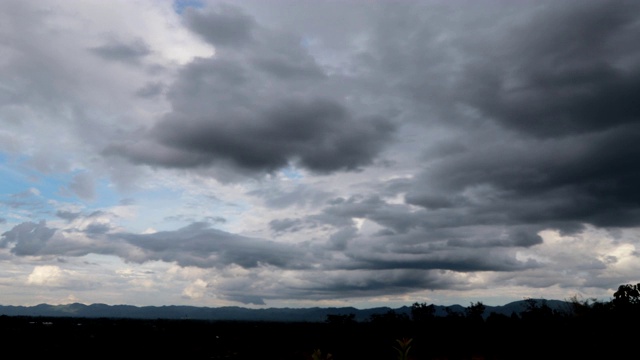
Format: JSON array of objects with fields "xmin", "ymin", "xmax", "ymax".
[
  {"xmin": 368, "ymin": 310, "xmax": 410, "ymax": 324},
  {"xmin": 465, "ymin": 301, "xmax": 486, "ymax": 321},
  {"xmin": 410, "ymin": 302, "xmax": 435, "ymax": 322},
  {"xmin": 567, "ymin": 295, "xmax": 611, "ymax": 319},
  {"xmin": 612, "ymin": 283, "xmax": 640, "ymax": 308},
  {"xmin": 521, "ymin": 298, "xmax": 554, "ymax": 320}
]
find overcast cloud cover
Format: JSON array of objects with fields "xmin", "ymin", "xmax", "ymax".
[{"xmin": 1, "ymin": 0, "xmax": 640, "ymax": 308}]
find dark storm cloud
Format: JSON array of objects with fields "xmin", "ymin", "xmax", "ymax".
[
  {"xmin": 405, "ymin": 124, "xmax": 640, "ymax": 233},
  {"xmin": 118, "ymin": 222, "xmax": 309, "ymax": 269},
  {"xmin": 105, "ymin": 4, "xmax": 396, "ymax": 177},
  {"xmin": 108, "ymin": 97, "xmax": 394, "ymax": 174},
  {"xmin": 377, "ymin": 0, "xmax": 640, "ymax": 243},
  {"xmin": 457, "ymin": 0, "xmax": 640, "ymax": 138},
  {"xmin": 0, "ymin": 220, "xmax": 55, "ymax": 256},
  {"xmin": 90, "ymin": 38, "xmax": 151, "ymax": 64},
  {"xmin": 185, "ymin": 3, "xmax": 256, "ymax": 48},
  {"xmin": 0, "ymin": 217, "xmax": 123, "ymax": 258},
  {"xmin": 343, "ymin": 238, "xmax": 539, "ymax": 273},
  {"xmin": 156, "ymin": 99, "xmax": 393, "ymax": 172},
  {"xmin": 314, "ymin": 195, "xmax": 425, "ymax": 234},
  {"xmin": 290, "ymin": 269, "xmax": 467, "ymax": 300},
  {"xmin": 0, "ymin": 220, "xmax": 310, "ymax": 270},
  {"xmin": 287, "ymin": 192, "xmax": 544, "ymax": 273},
  {"xmin": 338, "ymin": 221, "xmax": 541, "ymax": 271}
]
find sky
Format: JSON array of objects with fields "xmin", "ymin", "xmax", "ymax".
[{"xmin": 1, "ymin": 0, "xmax": 639, "ymax": 309}]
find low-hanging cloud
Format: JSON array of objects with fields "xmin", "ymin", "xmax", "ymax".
[
  {"xmin": 119, "ymin": 222, "xmax": 310, "ymax": 269},
  {"xmin": 1, "ymin": 220, "xmax": 311, "ymax": 270}
]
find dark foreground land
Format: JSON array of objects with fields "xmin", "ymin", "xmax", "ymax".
[
  {"xmin": 0, "ymin": 304, "xmax": 637, "ymax": 360},
  {"xmin": 5, "ymin": 283, "xmax": 640, "ymax": 360}
]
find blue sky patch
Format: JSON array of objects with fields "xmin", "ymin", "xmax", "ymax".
[{"xmin": 173, "ymin": 0, "xmax": 204, "ymax": 14}]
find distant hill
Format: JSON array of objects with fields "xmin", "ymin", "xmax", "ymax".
[{"xmin": 0, "ymin": 298, "xmax": 572, "ymax": 322}]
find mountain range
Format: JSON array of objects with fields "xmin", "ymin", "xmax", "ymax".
[{"xmin": 0, "ymin": 299, "xmax": 572, "ymax": 322}]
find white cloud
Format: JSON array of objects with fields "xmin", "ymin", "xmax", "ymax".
[
  {"xmin": 182, "ymin": 278, "xmax": 208, "ymax": 299},
  {"xmin": 27, "ymin": 265, "xmax": 65, "ymax": 286}
]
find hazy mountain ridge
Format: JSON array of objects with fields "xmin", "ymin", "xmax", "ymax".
[{"xmin": 0, "ymin": 299, "xmax": 571, "ymax": 322}]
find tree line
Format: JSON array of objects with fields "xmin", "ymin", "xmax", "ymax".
[
  {"xmin": 1, "ymin": 284, "xmax": 638, "ymax": 359},
  {"xmin": 318, "ymin": 283, "xmax": 640, "ymax": 359}
]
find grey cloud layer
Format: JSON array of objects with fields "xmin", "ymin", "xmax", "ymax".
[
  {"xmin": 102, "ymin": 2, "xmax": 640, "ymax": 298},
  {"xmin": 2, "ymin": 0, "xmax": 640, "ymax": 305},
  {"xmin": 1, "ymin": 216, "xmax": 535, "ymax": 273},
  {"xmin": 152, "ymin": 98, "xmax": 392, "ymax": 172},
  {"xmin": 396, "ymin": 0, "xmax": 640, "ymax": 239},
  {"xmin": 90, "ymin": 38, "xmax": 152, "ymax": 64},
  {"xmin": 0, "ymin": 214, "xmax": 537, "ymax": 303},
  {"xmin": 185, "ymin": 4, "xmax": 256, "ymax": 48},
  {"xmin": 457, "ymin": 0, "xmax": 640, "ymax": 138},
  {"xmin": 106, "ymin": 4, "xmax": 395, "ymax": 176},
  {"xmin": 0, "ymin": 220, "xmax": 306, "ymax": 269}
]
